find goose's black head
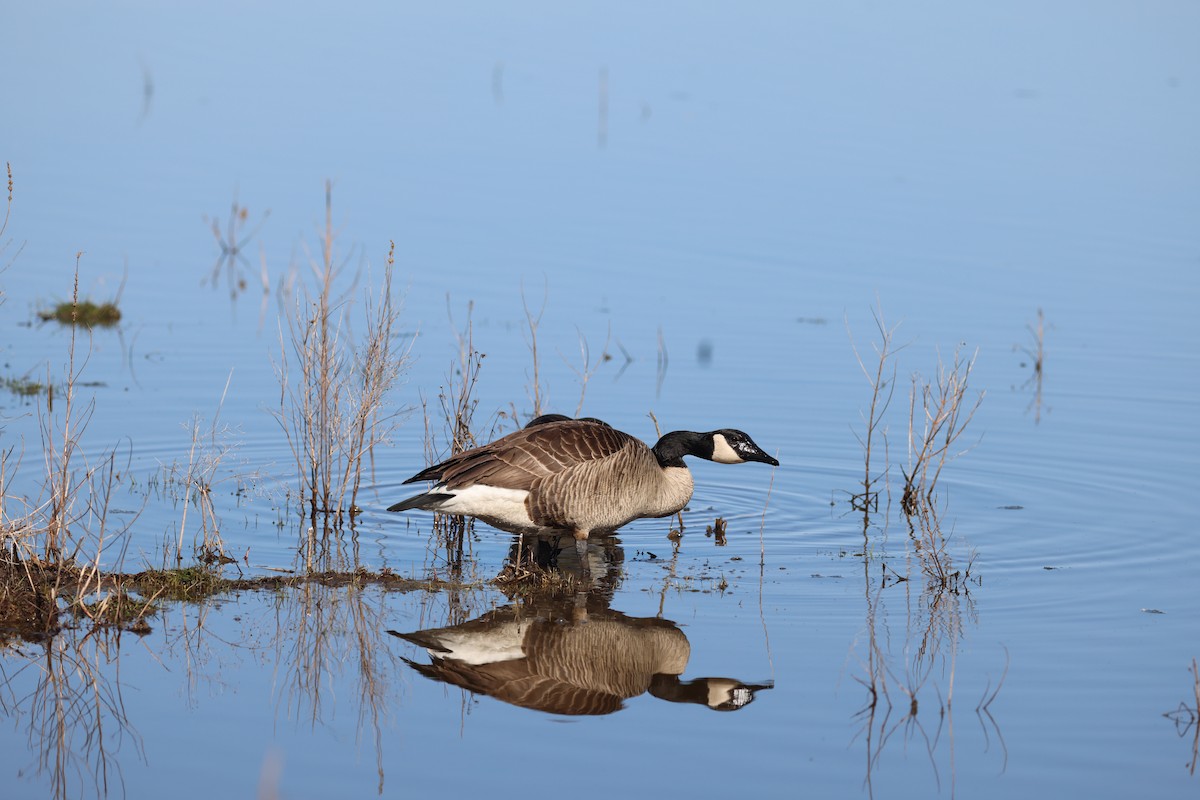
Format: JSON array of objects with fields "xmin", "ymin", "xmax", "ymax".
[{"xmin": 653, "ymin": 429, "xmax": 779, "ymax": 468}]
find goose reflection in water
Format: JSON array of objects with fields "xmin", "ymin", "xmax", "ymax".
[{"xmin": 388, "ymin": 590, "xmax": 772, "ymax": 716}]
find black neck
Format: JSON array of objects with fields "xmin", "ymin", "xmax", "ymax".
[{"xmin": 652, "ymin": 431, "xmax": 712, "ymax": 468}]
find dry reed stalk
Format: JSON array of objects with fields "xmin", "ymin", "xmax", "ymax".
[
  {"xmin": 440, "ymin": 298, "xmax": 483, "ymax": 456},
  {"xmin": 655, "ymin": 327, "xmax": 668, "ymax": 398},
  {"xmin": 342, "ymin": 241, "xmax": 406, "ymax": 512},
  {"xmin": 848, "ymin": 306, "xmax": 900, "ymax": 523},
  {"xmin": 565, "ymin": 324, "xmax": 610, "ymax": 417},
  {"xmin": 424, "ymin": 299, "xmax": 485, "ymax": 576},
  {"xmin": 0, "ymin": 445, "xmax": 37, "ymax": 558},
  {"xmin": 1, "ymin": 161, "xmax": 12, "ymax": 247},
  {"xmin": 0, "ymin": 161, "xmax": 23, "ymax": 276},
  {"xmin": 167, "ymin": 369, "xmax": 239, "ymax": 564},
  {"xmin": 273, "ymin": 184, "xmax": 409, "ymax": 547},
  {"xmin": 902, "ymin": 346, "xmax": 984, "ymax": 516},
  {"xmin": 522, "ymin": 283, "xmax": 546, "ymax": 419},
  {"xmin": 38, "ymin": 261, "xmax": 93, "ymax": 561}
]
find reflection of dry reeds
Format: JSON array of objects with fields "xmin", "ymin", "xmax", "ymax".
[
  {"xmin": 853, "ymin": 526, "xmax": 999, "ymax": 799},
  {"xmin": 204, "ymin": 192, "xmax": 270, "ymax": 299},
  {"xmin": 0, "ymin": 627, "xmax": 144, "ymax": 800},
  {"xmin": 276, "ymin": 581, "xmax": 401, "ymax": 794},
  {"xmin": 1164, "ymin": 658, "xmax": 1200, "ymax": 775},
  {"xmin": 273, "ymin": 185, "xmax": 409, "ymax": 556},
  {"xmin": 1016, "ymin": 308, "xmax": 1046, "ymax": 424},
  {"xmin": 902, "ymin": 346, "xmax": 984, "ymax": 517},
  {"xmin": 906, "ymin": 501, "xmax": 976, "ymax": 592}
]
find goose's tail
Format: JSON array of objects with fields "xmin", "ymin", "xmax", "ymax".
[{"xmin": 387, "ymin": 492, "xmax": 454, "ymax": 512}]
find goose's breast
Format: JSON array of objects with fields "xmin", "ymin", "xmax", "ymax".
[{"xmin": 530, "ymin": 464, "xmax": 694, "ymax": 531}]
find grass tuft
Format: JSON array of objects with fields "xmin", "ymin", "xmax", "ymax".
[
  {"xmin": 3, "ymin": 374, "xmax": 46, "ymax": 397},
  {"xmin": 38, "ymin": 299, "xmax": 122, "ymax": 327},
  {"xmin": 129, "ymin": 565, "xmax": 228, "ymax": 601}
]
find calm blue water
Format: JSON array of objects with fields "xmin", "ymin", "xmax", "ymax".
[{"xmin": 2, "ymin": 2, "xmax": 1198, "ymax": 798}]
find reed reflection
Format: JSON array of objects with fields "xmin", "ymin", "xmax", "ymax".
[
  {"xmin": 391, "ymin": 532, "xmax": 771, "ymax": 716},
  {"xmin": 854, "ymin": 504, "xmax": 1004, "ymax": 799},
  {"xmin": 0, "ymin": 627, "xmax": 142, "ymax": 800}
]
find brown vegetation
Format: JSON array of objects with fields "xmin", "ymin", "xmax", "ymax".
[{"xmin": 272, "ymin": 183, "xmax": 409, "ymax": 559}]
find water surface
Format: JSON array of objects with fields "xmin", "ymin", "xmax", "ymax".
[{"xmin": 2, "ymin": 2, "xmax": 1198, "ymax": 798}]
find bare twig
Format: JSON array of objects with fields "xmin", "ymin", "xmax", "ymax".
[
  {"xmin": 563, "ymin": 324, "xmax": 610, "ymax": 416},
  {"xmin": 521, "ymin": 281, "xmax": 547, "ymax": 419},
  {"xmin": 272, "ymin": 185, "xmax": 409, "ymax": 561},
  {"xmin": 847, "ymin": 305, "xmax": 901, "ymax": 528},
  {"xmin": 903, "ymin": 346, "xmax": 984, "ymax": 516}
]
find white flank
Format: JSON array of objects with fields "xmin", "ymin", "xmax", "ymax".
[
  {"xmin": 427, "ymin": 621, "xmax": 529, "ymax": 665},
  {"xmin": 434, "ymin": 484, "xmax": 534, "ymax": 528},
  {"xmin": 706, "ymin": 679, "xmax": 753, "ymax": 709},
  {"xmin": 709, "ymin": 433, "xmax": 744, "ymax": 464}
]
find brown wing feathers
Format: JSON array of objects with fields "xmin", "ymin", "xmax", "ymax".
[{"xmin": 404, "ymin": 421, "xmax": 633, "ymax": 492}]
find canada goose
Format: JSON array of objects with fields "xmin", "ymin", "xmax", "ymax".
[
  {"xmin": 387, "ymin": 600, "xmax": 771, "ymax": 714},
  {"xmin": 387, "ymin": 418, "xmax": 778, "ymax": 551},
  {"xmin": 388, "ymin": 606, "xmax": 689, "ymax": 715}
]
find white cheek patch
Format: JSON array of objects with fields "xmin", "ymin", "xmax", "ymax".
[
  {"xmin": 707, "ymin": 679, "xmax": 753, "ymax": 709},
  {"xmin": 710, "ymin": 433, "xmax": 744, "ymax": 464}
]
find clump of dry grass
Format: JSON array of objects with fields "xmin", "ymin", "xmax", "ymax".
[
  {"xmin": 37, "ymin": 299, "xmax": 122, "ymax": 327},
  {"xmin": 3, "ymin": 373, "xmax": 46, "ymax": 398},
  {"xmin": 493, "ymin": 557, "xmax": 577, "ymax": 595},
  {"xmin": 273, "ymin": 183, "xmax": 410, "ymax": 555}
]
